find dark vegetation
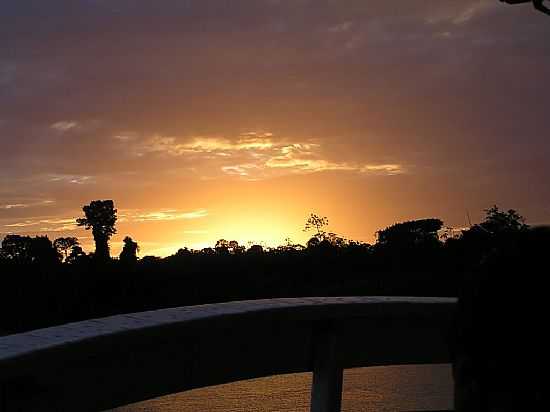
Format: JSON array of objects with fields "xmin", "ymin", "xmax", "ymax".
[
  {"xmin": 452, "ymin": 224, "xmax": 548, "ymax": 411},
  {"xmin": 0, "ymin": 201, "xmax": 537, "ymax": 335}
]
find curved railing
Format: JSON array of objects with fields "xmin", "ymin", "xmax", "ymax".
[{"xmin": 0, "ymin": 297, "xmax": 456, "ymax": 412}]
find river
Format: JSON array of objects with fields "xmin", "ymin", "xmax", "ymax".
[{"xmin": 112, "ymin": 364, "xmax": 453, "ymax": 411}]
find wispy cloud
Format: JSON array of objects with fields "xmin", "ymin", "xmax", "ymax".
[
  {"xmin": 138, "ymin": 134, "xmax": 275, "ymax": 156},
  {"xmin": 360, "ymin": 164, "xmax": 404, "ymax": 175},
  {"xmin": 4, "ymin": 217, "xmax": 77, "ymax": 232},
  {"xmin": 0, "ymin": 204, "xmax": 28, "ymax": 210},
  {"xmin": 136, "ymin": 133, "xmax": 405, "ymax": 180},
  {"xmin": 4, "ymin": 220, "xmax": 38, "ymax": 228},
  {"xmin": 119, "ymin": 208, "xmax": 208, "ymax": 223},
  {"xmin": 452, "ymin": 1, "xmax": 494, "ymax": 25},
  {"xmin": 2, "ymin": 208, "xmax": 209, "ymax": 233},
  {"xmin": 221, "ymin": 164, "xmax": 262, "ymax": 177},
  {"xmin": 425, "ymin": 0, "xmax": 495, "ymax": 25},
  {"xmin": 48, "ymin": 174, "xmax": 94, "ymax": 184},
  {"xmin": 113, "ymin": 132, "xmax": 138, "ymax": 142},
  {"xmin": 39, "ymin": 224, "xmax": 78, "ymax": 232},
  {"xmin": 51, "ymin": 121, "xmax": 78, "ymax": 132},
  {"xmin": 328, "ymin": 21, "xmax": 354, "ymax": 33},
  {"xmin": 0, "ymin": 200, "xmax": 55, "ymax": 210}
]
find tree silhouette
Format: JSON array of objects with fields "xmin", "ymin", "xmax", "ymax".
[
  {"xmin": 119, "ymin": 236, "xmax": 139, "ymax": 264},
  {"xmin": 1, "ymin": 235, "xmax": 33, "ymax": 263},
  {"xmin": 30, "ymin": 236, "xmax": 61, "ymax": 265},
  {"xmin": 2, "ymin": 201, "xmax": 546, "ymax": 340},
  {"xmin": 1, "ymin": 235, "xmax": 60, "ymax": 264},
  {"xmin": 478, "ymin": 205, "xmax": 528, "ymax": 234},
  {"xmin": 501, "ymin": 0, "xmax": 550, "ymax": 15},
  {"xmin": 306, "ymin": 236, "xmax": 320, "ymax": 249},
  {"xmin": 54, "ymin": 237, "xmax": 79, "ymax": 261},
  {"xmin": 66, "ymin": 245, "xmax": 87, "ymax": 264},
  {"xmin": 76, "ymin": 200, "xmax": 117, "ymax": 261},
  {"xmin": 376, "ymin": 218, "xmax": 443, "ymax": 246},
  {"xmin": 535, "ymin": 0, "xmax": 550, "ymax": 14},
  {"xmin": 304, "ymin": 213, "xmax": 329, "ymax": 240},
  {"xmin": 215, "ymin": 239, "xmax": 229, "ymax": 254},
  {"xmin": 228, "ymin": 240, "xmax": 245, "ymax": 254},
  {"xmin": 247, "ymin": 244, "xmax": 264, "ymax": 254}
]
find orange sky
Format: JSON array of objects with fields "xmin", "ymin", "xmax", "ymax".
[{"xmin": 1, "ymin": 1, "xmax": 550, "ymax": 256}]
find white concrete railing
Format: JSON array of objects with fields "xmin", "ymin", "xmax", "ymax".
[{"xmin": 0, "ymin": 297, "xmax": 456, "ymax": 412}]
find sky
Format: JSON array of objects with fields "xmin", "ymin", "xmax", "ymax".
[{"xmin": 1, "ymin": 0, "xmax": 550, "ymax": 256}]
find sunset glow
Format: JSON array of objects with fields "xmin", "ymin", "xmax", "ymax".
[{"xmin": 2, "ymin": 0, "xmax": 550, "ymax": 256}]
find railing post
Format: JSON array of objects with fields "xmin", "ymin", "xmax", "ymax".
[{"xmin": 310, "ymin": 325, "xmax": 343, "ymax": 412}]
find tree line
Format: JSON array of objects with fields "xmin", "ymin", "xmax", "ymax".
[{"xmin": 0, "ymin": 200, "xmax": 541, "ymax": 335}]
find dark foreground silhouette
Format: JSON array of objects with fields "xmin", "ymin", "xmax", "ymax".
[
  {"xmin": 1, "ymin": 202, "xmax": 548, "ymax": 411},
  {"xmin": 452, "ymin": 227, "xmax": 548, "ymax": 411},
  {"xmin": 0, "ymin": 203, "xmax": 539, "ymax": 338}
]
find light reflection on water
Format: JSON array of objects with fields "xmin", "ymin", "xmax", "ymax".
[{"xmin": 112, "ymin": 364, "xmax": 453, "ymax": 412}]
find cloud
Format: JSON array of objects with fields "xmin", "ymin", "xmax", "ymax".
[
  {"xmin": 51, "ymin": 121, "xmax": 78, "ymax": 132},
  {"xmin": 221, "ymin": 164, "xmax": 262, "ymax": 177},
  {"xmin": 1, "ymin": 203, "xmax": 28, "ymax": 210},
  {"xmin": 328, "ymin": 21, "xmax": 354, "ymax": 33},
  {"xmin": 423, "ymin": 0, "xmax": 496, "ymax": 25},
  {"xmin": 265, "ymin": 157, "xmax": 353, "ymax": 172},
  {"xmin": 137, "ymin": 133, "xmax": 405, "ymax": 179},
  {"xmin": 39, "ymin": 224, "xmax": 78, "ymax": 232},
  {"xmin": 48, "ymin": 174, "xmax": 94, "ymax": 184},
  {"xmin": 360, "ymin": 164, "xmax": 404, "ymax": 176},
  {"xmin": 119, "ymin": 208, "xmax": 208, "ymax": 223},
  {"xmin": 264, "ymin": 148, "xmax": 404, "ymax": 175},
  {"xmin": 4, "ymin": 220, "xmax": 38, "ymax": 228},
  {"xmin": 0, "ymin": 200, "xmax": 55, "ymax": 210},
  {"xmin": 452, "ymin": 1, "xmax": 494, "ymax": 25},
  {"xmin": 138, "ymin": 134, "xmax": 275, "ymax": 156},
  {"xmin": 113, "ymin": 132, "xmax": 138, "ymax": 142},
  {"xmin": 2, "ymin": 209, "xmax": 208, "ymax": 233},
  {"xmin": 4, "ymin": 217, "xmax": 77, "ymax": 231}
]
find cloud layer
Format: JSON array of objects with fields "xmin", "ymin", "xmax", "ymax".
[{"xmin": 135, "ymin": 133, "xmax": 405, "ymax": 179}]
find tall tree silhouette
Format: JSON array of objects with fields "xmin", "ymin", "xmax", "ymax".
[
  {"xmin": 76, "ymin": 200, "xmax": 117, "ymax": 261},
  {"xmin": 119, "ymin": 236, "xmax": 139, "ymax": 264}
]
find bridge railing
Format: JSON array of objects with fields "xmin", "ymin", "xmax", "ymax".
[{"xmin": 0, "ymin": 297, "xmax": 456, "ymax": 412}]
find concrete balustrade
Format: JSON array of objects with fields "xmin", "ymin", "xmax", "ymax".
[{"xmin": 0, "ymin": 297, "xmax": 456, "ymax": 412}]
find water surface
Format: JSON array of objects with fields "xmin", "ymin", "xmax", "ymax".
[{"xmin": 113, "ymin": 364, "xmax": 453, "ymax": 411}]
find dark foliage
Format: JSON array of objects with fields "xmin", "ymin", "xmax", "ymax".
[
  {"xmin": 0, "ymin": 204, "xmax": 536, "ymax": 338},
  {"xmin": 119, "ymin": 236, "xmax": 139, "ymax": 265},
  {"xmin": 453, "ymin": 226, "xmax": 548, "ymax": 411}
]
